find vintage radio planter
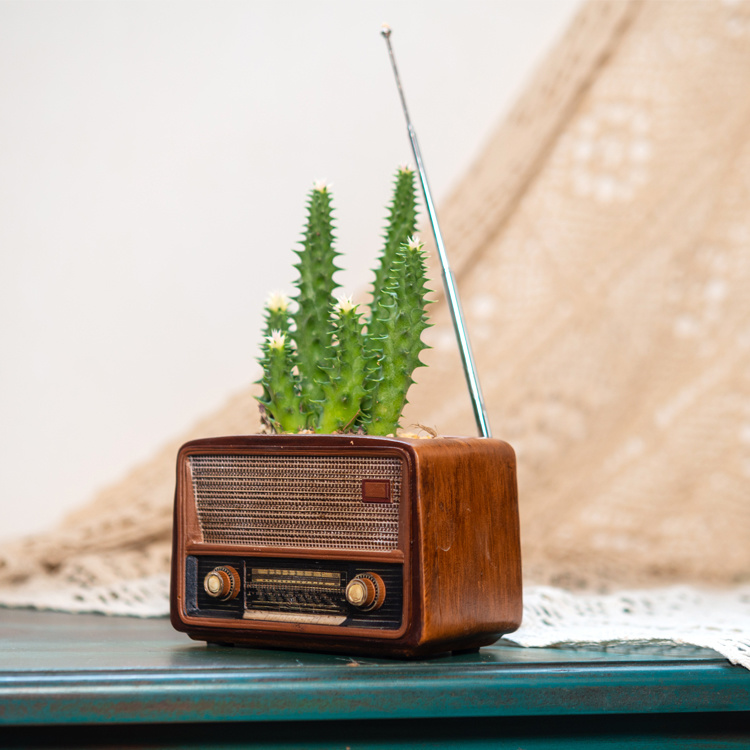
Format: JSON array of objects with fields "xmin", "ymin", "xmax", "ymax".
[
  {"xmin": 171, "ymin": 28, "xmax": 523, "ymax": 658},
  {"xmin": 170, "ymin": 433, "xmax": 521, "ymax": 658}
]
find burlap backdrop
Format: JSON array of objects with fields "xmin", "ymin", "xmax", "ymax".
[{"xmin": 2, "ymin": 0, "xmax": 749, "ymax": 599}]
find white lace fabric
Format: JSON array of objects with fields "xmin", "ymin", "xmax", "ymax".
[
  {"xmin": 513, "ymin": 585, "xmax": 750, "ymax": 669},
  {"xmin": 0, "ymin": 575, "xmax": 171, "ymax": 619},
  {"xmin": 2, "ymin": 579, "xmax": 748, "ymax": 670}
]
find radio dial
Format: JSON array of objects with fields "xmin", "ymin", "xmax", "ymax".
[
  {"xmin": 346, "ymin": 573, "xmax": 386, "ymax": 611},
  {"xmin": 204, "ymin": 565, "xmax": 241, "ymax": 601}
]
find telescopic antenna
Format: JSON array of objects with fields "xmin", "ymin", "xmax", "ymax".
[{"xmin": 380, "ymin": 24, "xmax": 492, "ymax": 438}]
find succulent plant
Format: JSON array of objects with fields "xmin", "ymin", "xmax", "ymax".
[
  {"xmin": 291, "ymin": 181, "xmax": 340, "ymax": 423},
  {"xmin": 315, "ymin": 296, "xmax": 369, "ymax": 434},
  {"xmin": 257, "ymin": 291, "xmax": 294, "ymax": 423},
  {"xmin": 258, "ymin": 330, "xmax": 307, "ymax": 433},
  {"xmin": 360, "ymin": 237, "xmax": 431, "ymax": 435},
  {"xmin": 262, "ymin": 291, "xmax": 292, "ymax": 337},
  {"xmin": 359, "ymin": 166, "xmax": 419, "ymax": 424},
  {"xmin": 256, "ymin": 167, "xmax": 430, "ymax": 435},
  {"xmin": 368, "ymin": 165, "xmax": 418, "ymax": 328}
]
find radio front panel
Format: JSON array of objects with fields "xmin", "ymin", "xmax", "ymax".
[
  {"xmin": 176, "ymin": 443, "xmax": 411, "ymax": 640},
  {"xmin": 188, "ymin": 555, "xmax": 403, "ymax": 630},
  {"xmin": 189, "ymin": 453, "xmax": 403, "ymax": 552}
]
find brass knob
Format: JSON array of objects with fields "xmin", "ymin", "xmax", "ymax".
[
  {"xmin": 204, "ymin": 565, "xmax": 240, "ymax": 601},
  {"xmin": 345, "ymin": 573, "xmax": 385, "ymax": 611}
]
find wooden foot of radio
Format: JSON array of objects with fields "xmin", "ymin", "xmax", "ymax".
[{"xmin": 170, "ymin": 434, "xmax": 522, "ymax": 658}]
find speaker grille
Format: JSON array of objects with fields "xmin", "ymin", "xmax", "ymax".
[{"xmin": 190, "ymin": 454, "xmax": 403, "ymax": 551}]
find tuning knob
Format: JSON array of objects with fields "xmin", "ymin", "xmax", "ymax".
[
  {"xmin": 203, "ymin": 565, "xmax": 241, "ymax": 601},
  {"xmin": 345, "ymin": 573, "xmax": 386, "ymax": 611}
]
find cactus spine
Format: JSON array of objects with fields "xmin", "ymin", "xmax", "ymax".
[
  {"xmin": 361, "ymin": 237, "xmax": 431, "ymax": 436},
  {"xmin": 291, "ymin": 182, "xmax": 340, "ymax": 421}
]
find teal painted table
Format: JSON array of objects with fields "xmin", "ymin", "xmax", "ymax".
[{"xmin": 1, "ymin": 609, "xmax": 748, "ymax": 747}]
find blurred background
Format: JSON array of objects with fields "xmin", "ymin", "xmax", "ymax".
[
  {"xmin": 3, "ymin": 0, "xmax": 750, "ymax": 602},
  {"xmin": 0, "ymin": 1, "xmax": 581, "ymax": 542}
]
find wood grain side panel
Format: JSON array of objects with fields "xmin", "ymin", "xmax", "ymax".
[{"xmin": 415, "ymin": 438, "xmax": 522, "ymax": 645}]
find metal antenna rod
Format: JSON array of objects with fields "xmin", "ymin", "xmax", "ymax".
[{"xmin": 380, "ymin": 24, "xmax": 492, "ymax": 438}]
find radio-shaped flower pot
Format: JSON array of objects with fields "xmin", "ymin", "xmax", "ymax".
[{"xmin": 170, "ymin": 433, "xmax": 522, "ymax": 658}]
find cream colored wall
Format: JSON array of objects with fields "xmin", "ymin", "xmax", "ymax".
[{"xmin": 0, "ymin": 0, "xmax": 581, "ymax": 539}]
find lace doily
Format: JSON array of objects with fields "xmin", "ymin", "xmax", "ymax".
[
  {"xmin": 2, "ymin": 580, "xmax": 748, "ymax": 670},
  {"xmin": 0, "ymin": 575, "xmax": 171, "ymax": 619},
  {"xmin": 513, "ymin": 585, "xmax": 750, "ymax": 669}
]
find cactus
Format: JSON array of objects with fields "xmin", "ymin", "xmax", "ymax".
[
  {"xmin": 359, "ymin": 166, "xmax": 418, "ymax": 423},
  {"xmin": 258, "ymin": 331, "xmax": 307, "ymax": 433},
  {"xmin": 291, "ymin": 181, "xmax": 340, "ymax": 421},
  {"xmin": 315, "ymin": 296, "xmax": 368, "ymax": 433},
  {"xmin": 361, "ymin": 237, "xmax": 431, "ymax": 436},
  {"xmin": 369, "ymin": 166, "xmax": 418, "ymax": 327},
  {"xmin": 257, "ymin": 292, "xmax": 293, "ymax": 413},
  {"xmin": 262, "ymin": 292, "xmax": 292, "ymax": 338},
  {"xmin": 256, "ymin": 172, "xmax": 429, "ymax": 435}
]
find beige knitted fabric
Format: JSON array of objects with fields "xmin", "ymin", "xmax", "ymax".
[
  {"xmin": 1, "ymin": 0, "xmax": 749, "ymax": 602},
  {"xmin": 405, "ymin": 0, "xmax": 750, "ymax": 589}
]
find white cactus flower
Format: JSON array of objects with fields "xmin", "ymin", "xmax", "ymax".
[
  {"xmin": 398, "ymin": 163, "xmax": 413, "ymax": 174},
  {"xmin": 313, "ymin": 180, "xmax": 329, "ymax": 193},
  {"xmin": 334, "ymin": 294, "xmax": 357, "ymax": 315},
  {"xmin": 266, "ymin": 291, "xmax": 290, "ymax": 313},
  {"xmin": 266, "ymin": 330, "xmax": 286, "ymax": 350},
  {"xmin": 406, "ymin": 235, "xmax": 423, "ymax": 251}
]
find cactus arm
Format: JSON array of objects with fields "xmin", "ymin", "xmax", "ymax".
[
  {"xmin": 257, "ymin": 292, "xmax": 293, "ymax": 411},
  {"xmin": 360, "ymin": 167, "xmax": 418, "ymax": 426},
  {"xmin": 291, "ymin": 182, "xmax": 341, "ymax": 419},
  {"xmin": 316, "ymin": 297, "xmax": 368, "ymax": 433},
  {"xmin": 368, "ymin": 166, "xmax": 417, "ymax": 330},
  {"xmin": 356, "ymin": 328, "xmax": 384, "ymax": 430},
  {"xmin": 362, "ymin": 237, "xmax": 431, "ymax": 436},
  {"xmin": 263, "ymin": 292, "xmax": 292, "ymax": 337},
  {"xmin": 257, "ymin": 331, "xmax": 307, "ymax": 433}
]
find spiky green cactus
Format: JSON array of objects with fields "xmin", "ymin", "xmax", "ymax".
[
  {"xmin": 292, "ymin": 182, "xmax": 340, "ymax": 421},
  {"xmin": 369, "ymin": 166, "xmax": 418, "ymax": 330},
  {"xmin": 315, "ymin": 296, "xmax": 368, "ymax": 433},
  {"xmin": 361, "ymin": 237, "xmax": 431, "ymax": 436},
  {"xmin": 257, "ymin": 292, "xmax": 293, "ymax": 410},
  {"xmin": 262, "ymin": 292, "xmax": 292, "ymax": 338},
  {"xmin": 256, "ymin": 171, "xmax": 429, "ymax": 435},
  {"xmin": 359, "ymin": 167, "xmax": 418, "ymax": 424},
  {"xmin": 259, "ymin": 331, "xmax": 307, "ymax": 433}
]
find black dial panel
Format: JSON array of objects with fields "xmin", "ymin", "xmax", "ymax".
[{"xmin": 186, "ymin": 555, "xmax": 403, "ymax": 630}]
